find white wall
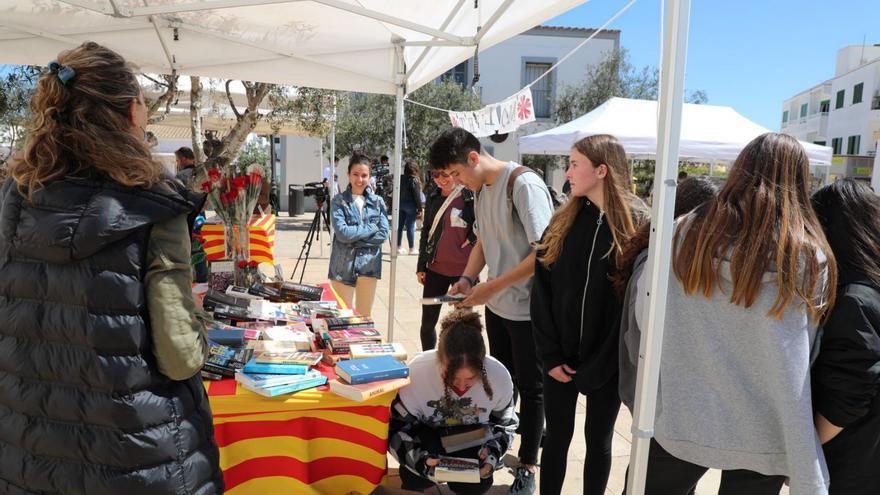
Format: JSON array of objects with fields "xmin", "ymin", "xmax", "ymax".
[
  {"xmin": 279, "ymin": 135, "xmax": 324, "ymax": 213},
  {"xmin": 827, "ymin": 60, "xmax": 880, "ymax": 155}
]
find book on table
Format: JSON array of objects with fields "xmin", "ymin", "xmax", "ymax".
[
  {"xmin": 254, "ymin": 350, "xmax": 323, "ymax": 367},
  {"xmin": 312, "ymin": 316, "xmax": 376, "ymax": 332},
  {"xmin": 434, "ymin": 456, "xmax": 481, "ymax": 484},
  {"xmin": 349, "ymin": 343, "xmax": 408, "ymax": 361},
  {"xmin": 440, "ymin": 425, "xmax": 496, "ymax": 453},
  {"xmin": 236, "ymin": 370, "xmax": 315, "ymax": 389},
  {"xmin": 239, "ymin": 370, "xmax": 327, "ymax": 397},
  {"xmin": 335, "ymin": 355, "xmax": 410, "ymax": 385},
  {"xmin": 241, "ymin": 358, "xmax": 308, "ymax": 375},
  {"xmin": 327, "ymin": 376, "xmax": 411, "ymax": 402}
]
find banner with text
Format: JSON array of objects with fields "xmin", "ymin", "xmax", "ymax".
[{"xmin": 449, "ymin": 87, "xmax": 536, "ymax": 137}]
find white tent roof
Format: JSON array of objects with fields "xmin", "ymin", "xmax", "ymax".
[
  {"xmin": 0, "ymin": 0, "xmax": 585, "ymax": 95},
  {"xmin": 519, "ymin": 97, "xmax": 833, "ymax": 165}
]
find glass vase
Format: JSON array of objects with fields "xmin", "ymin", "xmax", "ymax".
[{"xmin": 224, "ymin": 222, "xmax": 251, "ymax": 287}]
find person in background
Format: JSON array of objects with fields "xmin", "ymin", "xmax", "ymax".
[
  {"xmin": 677, "ymin": 170, "xmax": 688, "ymax": 182},
  {"xmin": 389, "ymin": 309, "xmax": 518, "ymax": 495},
  {"xmin": 0, "ymin": 42, "xmax": 222, "ymax": 494},
  {"xmin": 635, "ymin": 133, "xmax": 836, "ymax": 494},
  {"xmin": 328, "ymin": 154, "xmax": 389, "ymax": 317},
  {"xmin": 175, "ymin": 146, "xmax": 196, "ymax": 186},
  {"xmin": 417, "ymin": 167, "xmax": 476, "ymax": 350},
  {"xmin": 398, "ymin": 160, "xmax": 424, "ymax": 255},
  {"xmin": 430, "ymin": 127, "xmax": 554, "ymax": 495},
  {"xmin": 811, "ymin": 179, "xmax": 880, "ymax": 495},
  {"xmin": 530, "ymin": 134, "xmax": 648, "ymax": 495}
]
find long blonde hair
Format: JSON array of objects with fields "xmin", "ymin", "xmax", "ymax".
[
  {"xmin": 537, "ymin": 134, "xmax": 647, "ymax": 267},
  {"xmin": 672, "ymin": 133, "xmax": 836, "ymax": 322},
  {"xmin": 9, "ymin": 42, "xmax": 163, "ymax": 200}
]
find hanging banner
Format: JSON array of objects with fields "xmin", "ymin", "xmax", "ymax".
[{"xmin": 449, "ymin": 87, "xmax": 536, "ymax": 137}]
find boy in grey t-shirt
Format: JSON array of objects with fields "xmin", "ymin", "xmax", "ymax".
[{"xmin": 428, "ymin": 128, "xmax": 554, "ymax": 495}]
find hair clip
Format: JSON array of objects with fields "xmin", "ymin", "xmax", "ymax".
[{"xmin": 47, "ymin": 60, "xmax": 76, "ymax": 87}]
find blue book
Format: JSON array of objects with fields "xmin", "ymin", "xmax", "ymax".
[
  {"xmin": 242, "ymin": 358, "xmax": 308, "ymax": 375},
  {"xmin": 335, "ymin": 355, "xmax": 410, "ymax": 385},
  {"xmin": 236, "ymin": 371, "xmax": 313, "ymax": 389},
  {"xmin": 241, "ymin": 372, "xmax": 328, "ymax": 397}
]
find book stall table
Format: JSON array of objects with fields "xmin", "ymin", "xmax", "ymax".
[{"xmin": 204, "ymin": 283, "xmax": 393, "ymax": 495}]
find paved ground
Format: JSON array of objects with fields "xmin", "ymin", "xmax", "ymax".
[{"xmin": 268, "ymin": 212, "xmax": 779, "ymax": 495}]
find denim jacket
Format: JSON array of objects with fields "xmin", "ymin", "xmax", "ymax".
[{"xmin": 328, "ymin": 185, "xmax": 389, "ymax": 285}]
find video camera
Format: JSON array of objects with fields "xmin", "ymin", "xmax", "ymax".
[{"xmin": 303, "ymin": 180, "xmax": 330, "ymax": 206}]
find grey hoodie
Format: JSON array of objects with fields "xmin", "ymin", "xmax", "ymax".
[{"xmin": 633, "ymin": 238, "xmax": 829, "ymax": 494}]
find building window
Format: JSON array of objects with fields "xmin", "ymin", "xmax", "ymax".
[
  {"xmin": 835, "ymin": 90, "xmax": 845, "ymax": 109},
  {"xmin": 440, "ymin": 62, "xmax": 468, "ymax": 87},
  {"xmin": 853, "ymin": 82, "xmax": 864, "ymax": 104},
  {"xmin": 800, "ymin": 103, "xmax": 808, "ymax": 118},
  {"xmin": 819, "ymin": 100, "xmax": 830, "ymax": 113},
  {"xmin": 524, "ymin": 62, "xmax": 553, "ymax": 119},
  {"xmin": 832, "ymin": 137, "xmax": 843, "ymax": 154},
  {"xmin": 847, "ymin": 135, "xmax": 861, "ymax": 155},
  {"xmin": 782, "ymin": 110, "xmax": 789, "ymax": 123},
  {"xmin": 814, "ymin": 141, "xmax": 826, "ymax": 146}
]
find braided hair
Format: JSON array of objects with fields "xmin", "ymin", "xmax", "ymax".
[{"xmin": 437, "ymin": 309, "xmax": 493, "ymax": 400}]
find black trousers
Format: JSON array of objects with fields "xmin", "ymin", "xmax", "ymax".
[
  {"xmin": 398, "ymin": 425, "xmax": 494, "ymax": 495},
  {"xmin": 541, "ymin": 374, "xmax": 620, "ymax": 495},
  {"xmin": 641, "ymin": 439, "xmax": 786, "ymax": 495},
  {"xmin": 484, "ymin": 308, "xmax": 543, "ymax": 466},
  {"xmin": 419, "ymin": 269, "xmax": 460, "ymax": 350}
]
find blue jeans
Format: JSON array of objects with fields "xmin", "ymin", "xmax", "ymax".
[{"xmin": 397, "ymin": 202, "xmax": 417, "ymax": 248}]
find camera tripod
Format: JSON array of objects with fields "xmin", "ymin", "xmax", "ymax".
[{"xmin": 291, "ymin": 201, "xmax": 332, "ymax": 283}]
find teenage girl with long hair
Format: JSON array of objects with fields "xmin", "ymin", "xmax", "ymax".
[
  {"xmin": 531, "ymin": 134, "xmax": 648, "ymax": 495},
  {"xmin": 635, "ymin": 133, "xmax": 836, "ymax": 494}
]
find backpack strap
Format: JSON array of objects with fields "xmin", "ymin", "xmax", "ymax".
[{"xmin": 506, "ymin": 166, "xmax": 539, "ymax": 223}]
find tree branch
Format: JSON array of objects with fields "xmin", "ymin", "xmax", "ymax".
[
  {"xmin": 226, "ymin": 80, "xmax": 243, "ymax": 120},
  {"xmin": 147, "ymin": 70, "xmax": 178, "ymax": 124}
]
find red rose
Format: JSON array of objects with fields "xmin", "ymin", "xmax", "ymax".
[
  {"xmin": 233, "ymin": 176, "xmax": 248, "ymax": 190},
  {"xmin": 200, "ymin": 181, "xmax": 212, "ymax": 192},
  {"xmin": 237, "ymin": 260, "xmax": 248, "ymax": 269},
  {"xmin": 248, "ymin": 260, "xmax": 258, "ymax": 268},
  {"xmin": 249, "ymin": 172, "xmax": 262, "ymax": 186},
  {"xmin": 207, "ymin": 168, "xmax": 221, "ymax": 182}
]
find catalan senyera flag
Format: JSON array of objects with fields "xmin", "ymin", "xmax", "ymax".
[
  {"xmin": 206, "ymin": 368, "xmax": 392, "ymax": 495},
  {"xmin": 201, "ymin": 214, "xmax": 276, "ymax": 265},
  {"xmin": 204, "ymin": 283, "xmax": 392, "ymax": 495}
]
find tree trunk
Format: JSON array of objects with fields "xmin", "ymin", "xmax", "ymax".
[
  {"xmin": 190, "ymin": 76, "xmax": 205, "ymax": 168},
  {"xmin": 214, "ymin": 83, "xmax": 272, "ymax": 169}
]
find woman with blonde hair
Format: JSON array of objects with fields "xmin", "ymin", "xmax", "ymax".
[
  {"xmin": 531, "ymin": 134, "xmax": 647, "ymax": 494},
  {"xmin": 0, "ymin": 42, "xmax": 222, "ymax": 494},
  {"xmin": 635, "ymin": 133, "xmax": 836, "ymax": 494}
]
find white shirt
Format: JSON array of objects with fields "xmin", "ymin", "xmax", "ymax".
[
  {"xmin": 398, "ymin": 350, "xmax": 513, "ymax": 427},
  {"xmin": 352, "ymin": 194, "xmax": 366, "ymax": 218}
]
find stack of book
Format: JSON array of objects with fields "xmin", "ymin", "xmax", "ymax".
[
  {"xmin": 280, "ymin": 282, "xmax": 324, "ymax": 302},
  {"xmin": 202, "ymin": 343, "xmax": 254, "ymax": 380},
  {"xmin": 235, "ymin": 350, "xmax": 327, "ymax": 397},
  {"xmin": 313, "ymin": 317, "xmax": 383, "ymax": 354},
  {"xmin": 329, "ymin": 355, "xmax": 411, "ymax": 402}
]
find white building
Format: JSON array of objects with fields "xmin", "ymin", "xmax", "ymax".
[
  {"xmin": 781, "ymin": 44, "xmax": 880, "ymax": 182},
  {"xmin": 440, "ymin": 25, "xmax": 620, "ymax": 190}
]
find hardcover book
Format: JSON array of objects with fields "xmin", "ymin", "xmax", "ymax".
[
  {"xmin": 335, "ymin": 355, "xmax": 409, "ymax": 385},
  {"xmin": 327, "ymin": 376, "xmax": 411, "ymax": 402}
]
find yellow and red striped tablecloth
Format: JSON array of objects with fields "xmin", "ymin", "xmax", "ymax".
[
  {"xmin": 201, "ymin": 214, "xmax": 276, "ymax": 265},
  {"xmin": 205, "ymin": 283, "xmax": 392, "ymax": 495}
]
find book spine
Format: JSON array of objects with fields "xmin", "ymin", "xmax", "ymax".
[{"xmin": 347, "ymin": 368, "xmax": 409, "ymax": 385}]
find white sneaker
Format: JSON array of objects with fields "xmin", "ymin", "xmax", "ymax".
[
  {"xmin": 409, "ymin": 249, "xmax": 419, "ymax": 256},
  {"xmin": 397, "ymin": 247, "xmax": 408, "ymax": 255}
]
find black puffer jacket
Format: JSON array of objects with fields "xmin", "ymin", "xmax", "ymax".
[{"xmin": 0, "ymin": 177, "xmax": 224, "ymax": 495}]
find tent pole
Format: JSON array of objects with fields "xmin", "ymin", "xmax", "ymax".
[
  {"xmin": 329, "ymin": 97, "xmax": 337, "ymax": 241},
  {"xmin": 387, "ymin": 44, "xmax": 405, "ymax": 341},
  {"xmin": 626, "ymin": 0, "xmax": 692, "ymax": 493},
  {"xmin": 872, "ymin": 139, "xmax": 880, "ymax": 195}
]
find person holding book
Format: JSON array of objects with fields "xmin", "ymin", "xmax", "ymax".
[
  {"xmin": 430, "ymin": 128, "xmax": 554, "ymax": 494},
  {"xmin": 0, "ymin": 43, "xmax": 222, "ymax": 494},
  {"xmin": 416, "ymin": 165, "xmax": 476, "ymax": 350},
  {"xmin": 329, "ymin": 154, "xmax": 390, "ymax": 317},
  {"xmin": 530, "ymin": 134, "xmax": 648, "ymax": 495},
  {"xmin": 811, "ymin": 179, "xmax": 880, "ymax": 494},
  {"xmin": 634, "ymin": 133, "xmax": 836, "ymax": 494},
  {"xmin": 389, "ymin": 310, "xmax": 517, "ymax": 495}
]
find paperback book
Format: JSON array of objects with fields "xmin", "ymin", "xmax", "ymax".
[
  {"xmin": 240, "ymin": 370, "xmax": 327, "ymax": 397},
  {"xmin": 349, "ymin": 343, "xmax": 408, "ymax": 361},
  {"xmin": 335, "ymin": 355, "xmax": 409, "ymax": 385},
  {"xmin": 242, "ymin": 357, "xmax": 308, "ymax": 375},
  {"xmin": 328, "ymin": 376, "xmax": 411, "ymax": 402},
  {"xmin": 434, "ymin": 456, "xmax": 481, "ymax": 484},
  {"xmin": 254, "ymin": 350, "xmax": 323, "ymax": 367}
]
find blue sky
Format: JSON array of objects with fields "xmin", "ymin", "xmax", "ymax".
[{"xmin": 550, "ymin": 0, "xmax": 877, "ymax": 130}]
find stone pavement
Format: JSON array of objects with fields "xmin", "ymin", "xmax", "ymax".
[{"xmin": 269, "ymin": 212, "xmax": 780, "ymax": 495}]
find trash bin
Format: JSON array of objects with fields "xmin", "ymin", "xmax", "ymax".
[{"xmin": 288, "ymin": 184, "xmax": 305, "ymax": 216}]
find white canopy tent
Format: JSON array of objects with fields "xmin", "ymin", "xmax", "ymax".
[
  {"xmin": 0, "ymin": 0, "xmax": 589, "ymax": 339},
  {"xmin": 520, "ymin": 96, "xmax": 833, "ymax": 165}
]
